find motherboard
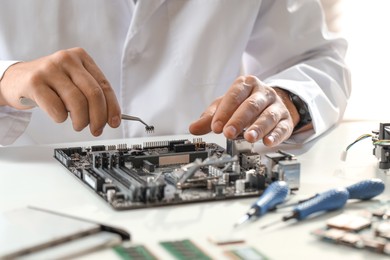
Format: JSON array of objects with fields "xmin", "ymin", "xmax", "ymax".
[{"xmin": 54, "ymin": 137, "xmax": 300, "ymax": 210}]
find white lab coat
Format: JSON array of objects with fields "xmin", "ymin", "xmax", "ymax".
[{"xmin": 0, "ymin": 0, "xmax": 350, "ymax": 146}]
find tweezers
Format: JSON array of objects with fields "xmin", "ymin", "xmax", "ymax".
[{"xmin": 121, "ymin": 114, "xmax": 154, "ymax": 133}]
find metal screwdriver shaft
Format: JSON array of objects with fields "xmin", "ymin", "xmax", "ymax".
[
  {"xmin": 234, "ymin": 181, "xmax": 289, "ymax": 227},
  {"xmin": 260, "ymin": 187, "xmax": 349, "ymax": 229}
]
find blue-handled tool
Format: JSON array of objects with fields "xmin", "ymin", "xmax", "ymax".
[
  {"xmin": 283, "ymin": 187, "xmax": 349, "ymax": 221},
  {"xmin": 346, "ymin": 178, "xmax": 385, "ymax": 200},
  {"xmin": 277, "ymin": 178, "xmax": 385, "ymax": 209},
  {"xmin": 260, "ymin": 187, "xmax": 349, "ymax": 229},
  {"xmin": 234, "ymin": 181, "xmax": 289, "ymax": 227}
]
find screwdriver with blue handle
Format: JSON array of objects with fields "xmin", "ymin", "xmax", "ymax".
[
  {"xmin": 345, "ymin": 178, "xmax": 385, "ymax": 200},
  {"xmin": 276, "ymin": 178, "xmax": 385, "ymax": 209},
  {"xmin": 234, "ymin": 181, "xmax": 289, "ymax": 227},
  {"xmin": 259, "ymin": 178, "xmax": 385, "ymax": 229},
  {"xmin": 259, "ymin": 187, "xmax": 350, "ymax": 229}
]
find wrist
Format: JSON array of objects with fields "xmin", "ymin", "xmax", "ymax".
[
  {"xmin": 273, "ymin": 87, "xmax": 300, "ymax": 127},
  {"xmin": 273, "ymin": 87, "xmax": 312, "ymax": 134}
]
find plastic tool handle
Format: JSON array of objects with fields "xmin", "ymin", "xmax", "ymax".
[
  {"xmin": 288, "ymin": 187, "xmax": 349, "ymax": 221},
  {"xmin": 346, "ymin": 178, "xmax": 385, "ymax": 200},
  {"xmin": 253, "ymin": 181, "xmax": 289, "ymax": 216}
]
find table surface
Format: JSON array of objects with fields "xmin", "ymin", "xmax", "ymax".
[{"xmin": 1, "ymin": 120, "xmax": 389, "ymax": 260}]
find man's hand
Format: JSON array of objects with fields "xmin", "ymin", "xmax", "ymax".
[
  {"xmin": 189, "ymin": 75, "xmax": 300, "ymax": 146},
  {"xmin": 0, "ymin": 47, "xmax": 121, "ymax": 136}
]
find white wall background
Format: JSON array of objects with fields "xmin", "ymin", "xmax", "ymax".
[{"xmin": 324, "ymin": 0, "xmax": 390, "ymax": 121}]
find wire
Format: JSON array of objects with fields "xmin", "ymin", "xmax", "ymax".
[
  {"xmin": 341, "ymin": 133, "xmax": 373, "ymax": 161},
  {"xmin": 341, "ymin": 133, "xmax": 390, "ymax": 161},
  {"xmin": 345, "ymin": 134, "xmax": 373, "ymax": 152}
]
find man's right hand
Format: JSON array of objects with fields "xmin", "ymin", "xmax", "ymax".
[{"xmin": 0, "ymin": 47, "xmax": 121, "ymax": 136}]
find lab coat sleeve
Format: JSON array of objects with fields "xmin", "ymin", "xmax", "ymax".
[
  {"xmin": 243, "ymin": 0, "xmax": 351, "ymax": 144},
  {"xmin": 0, "ymin": 60, "xmax": 32, "ymax": 146}
]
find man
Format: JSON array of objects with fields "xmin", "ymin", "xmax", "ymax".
[{"xmin": 0, "ymin": 0, "xmax": 350, "ymax": 146}]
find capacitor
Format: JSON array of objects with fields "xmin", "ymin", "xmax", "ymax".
[
  {"xmin": 245, "ymin": 169, "xmax": 256, "ymax": 182},
  {"xmin": 207, "ymin": 179, "xmax": 213, "ymax": 190},
  {"xmin": 107, "ymin": 189, "xmax": 116, "ymax": 203},
  {"xmin": 235, "ymin": 179, "xmax": 246, "ymax": 194},
  {"xmin": 232, "ymin": 161, "xmax": 240, "ymax": 174}
]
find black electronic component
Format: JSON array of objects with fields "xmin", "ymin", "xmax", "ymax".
[
  {"xmin": 91, "ymin": 145, "xmax": 106, "ymax": 152},
  {"xmin": 373, "ymin": 123, "xmax": 390, "ymax": 170},
  {"xmin": 54, "ymin": 138, "xmax": 300, "ymax": 210}
]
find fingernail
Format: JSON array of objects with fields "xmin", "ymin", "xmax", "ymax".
[
  {"xmin": 267, "ymin": 135, "xmax": 275, "ymax": 144},
  {"xmin": 212, "ymin": 121, "xmax": 224, "ymax": 132},
  {"xmin": 225, "ymin": 125, "xmax": 237, "ymax": 137},
  {"xmin": 247, "ymin": 130, "xmax": 258, "ymax": 140},
  {"xmin": 94, "ymin": 128, "xmax": 103, "ymax": 136},
  {"xmin": 111, "ymin": 115, "xmax": 120, "ymax": 127}
]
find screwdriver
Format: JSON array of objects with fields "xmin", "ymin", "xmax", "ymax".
[
  {"xmin": 260, "ymin": 187, "xmax": 349, "ymax": 229},
  {"xmin": 277, "ymin": 178, "xmax": 385, "ymax": 208},
  {"xmin": 234, "ymin": 181, "xmax": 289, "ymax": 227},
  {"xmin": 345, "ymin": 178, "xmax": 385, "ymax": 200}
]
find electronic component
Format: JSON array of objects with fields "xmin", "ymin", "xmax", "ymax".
[
  {"xmin": 342, "ymin": 123, "xmax": 390, "ymax": 170},
  {"xmin": 54, "ymin": 137, "xmax": 300, "ymax": 210},
  {"xmin": 160, "ymin": 239, "xmax": 211, "ymax": 260},
  {"xmin": 224, "ymin": 247, "xmax": 268, "ymax": 260},
  {"xmin": 373, "ymin": 123, "xmax": 390, "ymax": 170},
  {"xmin": 113, "ymin": 244, "xmax": 157, "ymax": 260},
  {"xmin": 208, "ymin": 234, "xmax": 245, "ymax": 246},
  {"xmin": 264, "ymin": 150, "xmax": 300, "ymax": 190},
  {"xmin": 312, "ymin": 202, "xmax": 390, "ymax": 255},
  {"xmin": 326, "ymin": 213, "xmax": 371, "ymax": 232}
]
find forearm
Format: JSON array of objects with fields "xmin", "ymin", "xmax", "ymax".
[{"xmin": 0, "ymin": 61, "xmax": 32, "ymax": 145}]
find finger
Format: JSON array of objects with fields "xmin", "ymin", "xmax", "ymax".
[
  {"xmin": 68, "ymin": 68, "xmax": 107, "ymax": 135},
  {"xmin": 32, "ymin": 86, "xmax": 69, "ymax": 123},
  {"xmin": 39, "ymin": 63, "xmax": 91, "ymax": 131},
  {"xmin": 211, "ymin": 76, "xmax": 255, "ymax": 134},
  {"xmin": 222, "ymin": 91, "xmax": 273, "ymax": 140},
  {"xmin": 78, "ymin": 48, "xmax": 121, "ymax": 129},
  {"xmin": 189, "ymin": 98, "xmax": 221, "ymax": 135},
  {"xmin": 53, "ymin": 50, "xmax": 107, "ymax": 135},
  {"xmin": 244, "ymin": 105, "xmax": 293, "ymax": 145},
  {"xmin": 262, "ymin": 119, "xmax": 293, "ymax": 147}
]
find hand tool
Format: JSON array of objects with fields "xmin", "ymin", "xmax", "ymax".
[
  {"xmin": 121, "ymin": 114, "xmax": 154, "ymax": 133},
  {"xmin": 345, "ymin": 178, "xmax": 385, "ymax": 200},
  {"xmin": 259, "ymin": 187, "xmax": 349, "ymax": 229},
  {"xmin": 277, "ymin": 178, "xmax": 385, "ymax": 209},
  {"xmin": 18, "ymin": 97, "xmax": 155, "ymax": 133},
  {"xmin": 234, "ymin": 181, "xmax": 289, "ymax": 227}
]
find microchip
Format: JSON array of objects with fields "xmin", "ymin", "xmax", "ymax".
[{"xmin": 326, "ymin": 213, "xmax": 371, "ymax": 231}]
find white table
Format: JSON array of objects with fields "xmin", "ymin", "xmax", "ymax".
[{"xmin": 1, "ymin": 120, "xmax": 389, "ymax": 259}]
